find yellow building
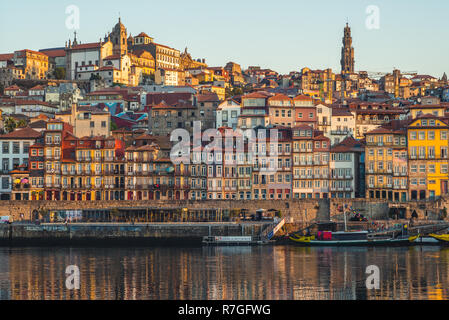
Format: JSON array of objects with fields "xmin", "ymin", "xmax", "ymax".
[
  {"xmin": 56, "ymin": 104, "xmax": 110, "ymax": 138},
  {"xmin": 197, "ymin": 70, "xmax": 214, "ymax": 83},
  {"xmin": 365, "ymin": 127, "xmax": 408, "ymax": 201},
  {"xmin": 129, "ymin": 49, "xmax": 156, "ymax": 83},
  {"xmin": 407, "ymin": 115, "xmax": 449, "ymax": 200},
  {"xmin": 409, "ymin": 105, "xmax": 446, "ymax": 119},
  {"xmin": 13, "ymin": 49, "xmax": 49, "ymax": 80}
]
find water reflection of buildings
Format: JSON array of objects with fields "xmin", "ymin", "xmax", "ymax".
[
  {"xmin": 0, "ymin": 252, "xmax": 10, "ymax": 299},
  {"xmin": 3, "ymin": 246, "xmax": 449, "ymax": 300}
]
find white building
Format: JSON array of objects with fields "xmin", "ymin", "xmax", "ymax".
[
  {"xmin": 65, "ymin": 40, "xmax": 113, "ymax": 81},
  {"xmin": 330, "ymin": 108, "xmax": 356, "ymax": 146},
  {"xmin": 316, "ymin": 103, "xmax": 331, "ymax": 135},
  {"xmin": 0, "ymin": 127, "xmax": 41, "ymax": 200},
  {"xmin": 329, "ymin": 136, "xmax": 363, "ymax": 199},
  {"xmin": 155, "ymin": 69, "xmax": 179, "ymax": 86},
  {"xmin": 216, "ymin": 99, "xmax": 241, "ymax": 130}
]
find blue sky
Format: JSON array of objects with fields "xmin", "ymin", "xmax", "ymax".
[{"xmin": 1, "ymin": 0, "xmax": 449, "ymax": 77}]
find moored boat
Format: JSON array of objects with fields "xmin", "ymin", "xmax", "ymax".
[
  {"xmin": 289, "ymin": 230, "xmax": 419, "ymax": 246},
  {"xmin": 429, "ymin": 234, "xmax": 449, "ymax": 244}
]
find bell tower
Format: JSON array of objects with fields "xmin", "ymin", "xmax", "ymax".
[
  {"xmin": 340, "ymin": 23, "xmax": 355, "ymax": 74},
  {"xmin": 110, "ymin": 17, "xmax": 128, "ymax": 55}
]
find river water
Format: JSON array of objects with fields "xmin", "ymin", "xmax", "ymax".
[{"xmin": 0, "ymin": 245, "xmax": 448, "ymax": 300}]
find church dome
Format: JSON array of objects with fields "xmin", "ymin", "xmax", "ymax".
[{"xmin": 114, "ymin": 18, "xmax": 126, "ymax": 32}]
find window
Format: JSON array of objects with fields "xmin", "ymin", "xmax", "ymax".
[
  {"xmin": 1, "ymin": 177, "xmax": 8, "ymax": 189},
  {"xmin": 90, "ymin": 121, "xmax": 95, "ymax": 128},
  {"xmin": 2, "ymin": 142, "xmax": 9, "ymax": 154},
  {"xmin": 101, "ymin": 121, "xmax": 107, "ymax": 128},
  {"xmin": 428, "ymin": 131, "xmax": 435, "ymax": 140},
  {"xmin": 12, "ymin": 142, "xmax": 20, "ymax": 154},
  {"xmin": 23, "ymin": 142, "xmax": 30, "ymax": 154},
  {"xmin": 418, "ymin": 132, "xmax": 425, "ymax": 140}
]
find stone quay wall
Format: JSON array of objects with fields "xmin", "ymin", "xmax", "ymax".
[
  {"xmin": 0, "ymin": 198, "xmax": 447, "ymax": 223},
  {"xmin": 0, "ymin": 222, "xmax": 271, "ymax": 246}
]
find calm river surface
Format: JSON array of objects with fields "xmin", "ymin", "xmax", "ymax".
[{"xmin": 0, "ymin": 245, "xmax": 448, "ymax": 300}]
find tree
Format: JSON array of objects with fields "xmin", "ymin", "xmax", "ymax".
[
  {"xmin": 16, "ymin": 119, "xmax": 27, "ymax": 128},
  {"xmin": 55, "ymin": 67, "xmax": 66, "ymax": 80},
  {"xmin": 90, "ymin": 73, "xmax": 102, "ymax": 81},
  {"xmin": 4, "ymin": 117, "xmax": 17, "ymax": 133}
]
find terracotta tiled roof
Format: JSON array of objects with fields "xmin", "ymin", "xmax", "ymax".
[
  {"xmin": 0, "ymin": 53, "xmax": 13, "ymax": 61},
  {"xmin": 5, "ymin": 85, "xmax": 21, "ymax": 91},
  {"xmin": 365, "ymin": 127, "xmax": 395, "ymax": 135},
  {"xmin": 70, "ymin": 42, "xmax": 104, "ymax": 51},
  {"xmin": 146, "ymin": 92, "xmax": 192, "ymax": 106},
  {"xmin": 268, "ymin": 93, "xmax": 291, "ymax": 101},
  {"xmin": 293, "ymin": 95, "xmax": 313, "ymax": 101},
  {"xmin": 332, "ymin": 108, "xmax": 353, "ymax": 117},
  {"xmin": 243, "ymin": 92, "xmax": 271, "ymax": 99},
  {"xmin": 30, "ymin": 85, "xmax": 45, "ymax": 91},
  {"xmin": 0, "ymin": 127, "xmax": 41, "ymax": 139},
  {"xmin": 104, "ymin": 54, "xmax": 121, "ymax": 60},
  {"xmin": 136, "ymin": 32, "xmax": 151, "ymax": 38},
  {"xmin": 40, "ymin": 49, "xmax": 66, "ymax": 58},
  {"xmin": 196, "ymin": 92, "xmax": 219, "ymax": 102},
  {"xmin": 16, "ymin": 49, "xmax": 47, "ymax": 57}
]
